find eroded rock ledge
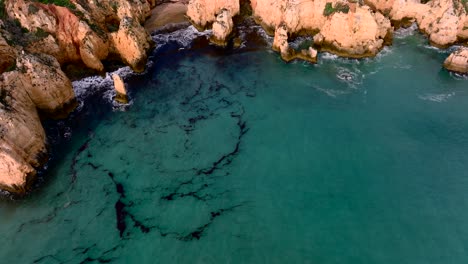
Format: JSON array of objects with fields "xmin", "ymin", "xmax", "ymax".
[{"xmin": 0, "ymin": 0, "xmax": 155, "ymax": 195}]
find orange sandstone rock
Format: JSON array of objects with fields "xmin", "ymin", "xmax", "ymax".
[{"xmin": 444, "ymin": 47, "xmax": 468, "ymax": 74}]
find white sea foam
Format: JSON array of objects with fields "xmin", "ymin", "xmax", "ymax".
[
  {"xmin": 72, "ymin": 66, "xmax": 136, "ymax": 111},
  {"xmin": 336, "ymin": 67, "xmax": 363, "ymax": 89},
  {"xmin": 320, "ymin": 52, "xmax": 339, "ymax": 61},
  {"xmin": 245, "ymin": 25, "xmax": 273, "ymax": 47},
  {"xmin": 152, "ymin": 25, "xmax": 211, "ymax": 51},
  {"xmin": 418, "ymin": 92, "xmax": 455, "ymax": 102},
  {"xmin": 72, "ymin": 25, "xmax": 206, "ymax": 111},
  {"xmin": 288, "ymin": 36, "xmax": 313, "ymax": 50},
  {"xmin": 450, "ymin": 72, "xmax": 468, "ymax": 80},
  {"xmin": 312, "ymin": 84, "xmax": 350, "ymax": 97},
  {"xmin": 394, "ymin": 23, "xmax": 418, "ymax": 39},
  {"xmin": 370, "ymin": 46, "xmax": 393, "ymax": 62}
]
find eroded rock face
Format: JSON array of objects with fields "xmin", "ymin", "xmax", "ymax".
[
  {"xmin": 0, "ymin": 51, "xmax": 76, "ymax": 194},
  {"xmin": 111, "ymin": 17, "xmax": 153, "ymax": 73},
  {"xmin": 187, "ymin": 0, "xmax": 239, "ymax": 29},
  {"xmin": 112, "ymin": 74, "xmax": 128, "ymax": 104},
  {"xmin": 256, "ymin": 0, "xmax": 392, "ymax": 58},
  {"xmin": 315, "ymin": 5, "xmax": 392, "ymax": 57},
  {"xmin": 5, "ymin": 0, "xmax": 153, "ymax": 71},
  {"xmin": 16, "ymin": 53, "xmax": 76, "ymax": 117},
  {"xmin": 272, "ymin": 22, "xmax": 317, "ymax": 62},
  {"xmin": 0, "ymin": 71, "xmax": 47, "ymax": 194},
  {"xmin": 366, "ymin": 0, "xmax": 468, "ymax": 47},
  {"xmin": 187, "ymin": 0, "xmax": 239, "ymax": 45},
  {"xmin": 273, "ymin": 22, "xmax": 289, "ymax": 55},
  {"xmin": 211, "ymin": 8, "xmax": 235, "ymax": 46},
  {"xmin": 0, "ymin": 0, "xmax": 155, "ymax": 194},
  {"xmin": 444, "ymin": 47, "xmax": 468, "ymax": 73},
  {"xmin": 189, "ymin": 0, "xmax": 392, "ymax": 58}
]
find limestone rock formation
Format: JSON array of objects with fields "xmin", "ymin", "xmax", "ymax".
[
  {"xmin": 258, "ymin": 0, "xmax": 392, "ymax": 58},
  {"xmin": 16, "ymin": 52, "xmax": 76, "ymax": 117},
  {"xmin": 111, "ymin": 17, "xmax": 153, "ymax": 73},
  {"xmin": 366, "ymin": 0, "xmax": 468, "ymax": 47},
  {"xmin": 0, "ymin": 71, "xmax": 47, "ymax": 194},
  {"xmin": 112, "ymin": 74, "xmax": 129, "ymax": 104},
  {"xmin": 187, "ymin": 0, "xmax": 239, "ymax": 45},
  {"xmin": 188, "ymin": 0, "xmax": 392, "ymax": 58},
  {"xmin": 211, "ymin": 8, "xmax": 235, "ymax": 46},
  {"xmin": 5, "ymin": 0, "xmax": 154, "ymax": 72},
  {"xmin": 0, "ymin": 0, "xmax": 157, "ymax": 194},
  {"xmin": 444, "ymin": 47, "xmax": 468, "ymax": 73},
  {"xmin": 314, "ymin": 5, "xmax": 392, "ymax": 58},
  {"xmin": 0, "ymin": 50, "xmax": 76, "ymax": 194},
  {"xmin": 273, "ymin": 22, "xmax": 290, "ymax": 55},
  {"xmin": 272, "ymin": 22, "xmax": 317, "ymax": 62}
]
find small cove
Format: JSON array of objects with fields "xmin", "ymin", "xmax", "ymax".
[{"xmin": 1, "ymin": 26, "xmax": 468, "ymax": 263}]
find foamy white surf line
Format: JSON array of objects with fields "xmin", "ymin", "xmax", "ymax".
[
  {"xmin": 152, "ymin": 25, "xmax": 212, "ymax": 52},
  {"xmin": 450, "ymin": 72, "xmax": 468, "ymax": 80},
  {"xmin": 288, "ymin": 36, "xmax": 313, "ymax": 50},
  {"xmin": 73, "ymin": 25, "xmax": 208, "ymax": 111},
  {"xmin": 72, "ymin": 66, "xmax": 135, "ymax": 112},
  {"xmin": 418, "ymin": 92, "xmax": 455, "ymax": 102},
  {"xmin": 420, "ymin": 43, "xmax": 462, "ymax": 55},
  {"xmin": 312, "ymin": 84, "xmax": 351, "ymax": 98},
  {"xmin": 394, "ymin": 23, "xmax": 419, "ymax": 39},
  {"xmin": 247, "ymin": 24, "xmax": 273, "ymax": 47}
]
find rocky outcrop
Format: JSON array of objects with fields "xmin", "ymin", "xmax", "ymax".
[
  {"xmin": 272, "ymin": 22, "xmax": 318, "ymax": 62},
  {"xmin": 366, "ymin": 0, "xmax": 468, "ymax": 47},
  {"xmin": 211, "ymin": 8, "xmax": 235, "ymax": 46},
  {"xmin": 16, "ymin": 52, "xmax": 76, "ymax": 117},
  {"xmin": 444, "ymin": 47, "xmax": 468, "ymax": 73},
  {"xmin": 313, "ymin": 5, "xmax": 392, "ymax": 58},
  {"xmin": 187, "ymin": 0, "xmax": 239, "ymax": 45},
  {"xmin": 111, "ymin": 17, "xmax": 153, "ymax": 73},
  {"xmin": 0, "ymin": 0, "xmax": 157, "ymax": 195},
  {"xmin": 112, "ymin": 74, "xmax": 128, "ymax": 104},
  {"xmin": 253, "ymin": 0, "xmax": 393, "ymax": 58},
  {"xmin": 5, "ymin": 0, "xmax": 154, "ymax": 72},
  {"xmin": 0, "ymin": 49, "xmax": 75, "ymax": 194},
  {"xmin": 188, "ymin": 0, "xmax": 392, "ymax": 58},
  {"xmin": 0, "ymin": 71, "xmax": 46, "ymax": 194}
]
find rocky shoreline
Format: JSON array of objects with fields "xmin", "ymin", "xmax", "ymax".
[{"xmin": 0, "ymin": 0, "xmax": 467, "ymax": 196}]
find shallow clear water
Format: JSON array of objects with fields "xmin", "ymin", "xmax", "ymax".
[{"xmin": 1, "ymin": 29, "xmax": 468, "ymax": 263}]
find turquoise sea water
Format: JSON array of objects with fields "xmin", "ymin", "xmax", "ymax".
[{"xmin": 1, "ymin": 27, "xmax": 468, "ymax": 263}]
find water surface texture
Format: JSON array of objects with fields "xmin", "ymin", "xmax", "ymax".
[{"xmin": 1, "ymin": 28, "xmax": 468, "ymax": 263}]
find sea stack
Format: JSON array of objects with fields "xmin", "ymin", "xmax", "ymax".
[{"xmin": 112, "ymin": 74, "xmax": 129, "ymax": 104}]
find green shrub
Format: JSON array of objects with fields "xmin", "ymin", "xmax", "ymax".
[
  {"xmin": 323, "ymin": 2, "xmax": 350, "ymax": 16},
  {"xmin": 323, "ymin": 2, "xmax": 334, "ymax": 16}
]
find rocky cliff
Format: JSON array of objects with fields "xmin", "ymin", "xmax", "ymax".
[
  {"xmin": 187, "ymin": 0, "xmax": 467, "ymax": 65},
  {"xmin": 0, "ymin": 0, "xmax": 155, "ymax": 195}
]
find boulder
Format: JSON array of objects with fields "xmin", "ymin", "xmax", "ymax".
[{"xmin": 444, "ymin": 47, "xmax": 468, "ymax": 74}]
